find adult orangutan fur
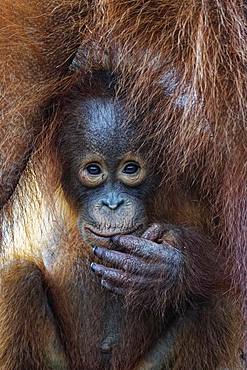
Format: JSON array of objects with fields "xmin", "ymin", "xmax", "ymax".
[{"xmin": 0, "ymin": 0, "xmax": 246, "ymax": 368}]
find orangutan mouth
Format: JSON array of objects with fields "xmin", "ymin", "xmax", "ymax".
[{"xmin": 85, "ymin": 224, "xmax": 143, "ymax": 238}]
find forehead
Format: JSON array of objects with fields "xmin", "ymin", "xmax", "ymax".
[{"xmin": 79, "ymin": 97, "xmax": 136, "ymax": 157}]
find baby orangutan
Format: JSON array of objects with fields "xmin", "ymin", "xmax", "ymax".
[{"xmin": 0, "ymin": 70, "xmax": 241, "ymax": 370}]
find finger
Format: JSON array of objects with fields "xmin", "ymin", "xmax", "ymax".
[
  {"xmin": 111, "ymin": 235, "xmax": 179, "ymax": 261},
  {"xmin": 141, "ymin": 223, "xmax": 164, "ymax": 241},
  {"xmin": 91, "ymin": 263, "xmax": 127, "ymax": 284},
  {"xmin": 91, "ymin": 263, "xmax": 157, "ymax": 289},
  {"xmin": 93, "ymin": 246, "xmax": 163, "ymax": 276},
  {"xmin": 93, "ymin": 246, "xmax": 143, "ymax": 269},
  {"xmin": 101, "ymin": 279, "xmax": 125, "ymax": 295}
]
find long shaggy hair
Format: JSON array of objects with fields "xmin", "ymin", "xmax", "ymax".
[{"xmin": 0, "ymin": 0, "xmax": 246, "ymax": 365}]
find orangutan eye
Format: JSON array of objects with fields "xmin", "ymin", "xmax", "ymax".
[
  {"xmin": 79, "ymin": 159, "xmax": 107, "ymax": 188},
  {"xmin": 122, "ymin": 162, "xmax": 140, "ymax": 175},
  {"xmin": 118, "ymin": 159, "xmax": 145, "ymax": 187},
  {"xmin": 86, "ymin": 163, "xmax": 102, "ymax": 175}
]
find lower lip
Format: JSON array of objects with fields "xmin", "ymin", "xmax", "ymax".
[
  {"xmin": 85, "ymin": 225, "xmax": 142, "ymax": 239},
  {"xmin": 83, "ymin": 225, "xmax": 143, "ymax": 249}
]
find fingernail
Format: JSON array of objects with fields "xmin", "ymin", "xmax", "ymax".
[
  {"xmin": 92, "ymin": 246, "xmax": 98, "ymax": 254},
  {"xmin": 93, "ymin": 246, "xmax": 103, "ymax": 257},
  {"xmin": 90, "ymin": 262, "xmax": 96, "ymax": 272}
]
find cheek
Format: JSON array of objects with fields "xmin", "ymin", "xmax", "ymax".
[{"xmin": 77, "ymin": 196, "xmax": 98, "ymax": 224}]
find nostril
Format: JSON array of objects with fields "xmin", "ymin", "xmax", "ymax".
[{"xmin": 118, "ymin": 199, "xmax": 124, "ymax": 206}]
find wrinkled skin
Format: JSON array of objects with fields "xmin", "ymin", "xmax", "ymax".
[{"xmin": 91, "ymin": 223, "xmax": 182, "ymax": 299}]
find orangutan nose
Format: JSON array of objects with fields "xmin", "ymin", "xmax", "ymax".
[{"xmin": 101, "ymin": 193, "xmax": 125, "ymax": 210}]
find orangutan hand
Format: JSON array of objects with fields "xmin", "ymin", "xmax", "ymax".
[{"xmin": 90, "ymin": 223, "xmax": 183, "ymax": 299}]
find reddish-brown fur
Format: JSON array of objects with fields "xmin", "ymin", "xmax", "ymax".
[{"xmin": 0, "ymin": 1, "xmax": 246, "ymax": 369}]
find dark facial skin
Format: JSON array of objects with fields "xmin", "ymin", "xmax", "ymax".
[{"xmin": 60, "ymin": 95, "xmax": 157, "ymax": 246}]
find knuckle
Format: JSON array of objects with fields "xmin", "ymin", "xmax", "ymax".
[
  {"xmin": 122, "ymin": 257, "xmax": 132, "ymax": 271},
  {"xmin": 161, "ymin": 227, "xmax": 182, "ymax": 244},
  {"xmin": 153, "ymin": 222, "xmax": 162, "ymax": 230}
]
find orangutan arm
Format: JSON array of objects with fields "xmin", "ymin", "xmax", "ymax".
[
  {"xmin": 0, "ymin": 259, "xmax": 68, "ymax": 370},
  {"xmin": 0, "ymin": 0, "xmax": 86, "ymax": 209}
]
